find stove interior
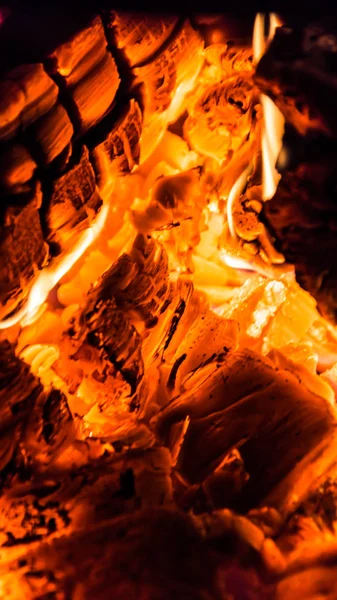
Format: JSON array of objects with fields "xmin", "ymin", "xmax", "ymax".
[{"xmin": 1, "ymin": 9, "xmax": 337, "ymax": 599}]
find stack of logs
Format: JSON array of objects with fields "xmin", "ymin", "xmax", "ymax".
[{"xmin": 0, "ymin": 10, "xmax": 203, "ymax": 321}]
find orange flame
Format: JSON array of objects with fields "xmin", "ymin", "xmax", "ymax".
[{"xmin": 0, "ymin": 204, "xmax": 109, "ymax": 330}]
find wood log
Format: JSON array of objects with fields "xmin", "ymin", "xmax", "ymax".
[
  {"xmin": 0, "ymin": 340, "xmax": 73, "ymax": 479},
  {"xmin": 0, "ymin": 63, "xmax": 74, "ymax": 170},
  {"xmin": 0, "ymin": 64, "xmax": 58, "ymax": 142},
  {"xmin": 0, "ymin": 143, "xmax": 37, "ymax": 194},
  {"xmin": 133, "ymin": 19, "xmax": 204, "ymax": 161},
  {"xmin": 90, "ymin": 98, "xmax": 142, "ymax": 188},
  {"xmin": 0, "ymin": 182, "xmax": 49, "ymax": 321},
  {"xmin": 46, "ymin": 15, "xmax": 120, "ymax": 133},
  {"xmin": 44, "ymin": 145, "xmax": 102, "ymax": 253},
  {"xmin": 155, "ymin": 347, "xmax": 337, "ymax": 516},
  {"xmin": 28, "ymin": 102, "xmax": 74, "ymax": 168},
  {"xmin": 104, "ymin": 12, "xmax": 179, "ymax": 67},
  {"xmin": 90, "ymin": 234, "xmax": 172, "ymax": 327}
]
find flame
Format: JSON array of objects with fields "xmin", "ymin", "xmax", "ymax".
[
  {"xmin": 261, "ymin": 95, "xmax": 284, "ymax": 200},
  {"xmin": 220, "ymin": 251, "xmax": 255, "ymax": 272},
  {"xmin": 0, "ymin": 204, "xmax": 109, "ymax": 330},
  {"xmin": 253, "ymin": 13, "xmax": 285, "ymax": 201},
  {"xmin": 252, "ymin": 13, "xmax": 266, "ymax": 64}
]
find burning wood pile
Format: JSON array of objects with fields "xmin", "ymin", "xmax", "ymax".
[{"xmin": 1, "ymin": 7, "xmax": 337, "ymax": 599}]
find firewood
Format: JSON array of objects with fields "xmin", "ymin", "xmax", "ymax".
[
  {"xmin": 0, "ymin": 182, "xmax": 49, "ymax": 321},
  {"xmin": 87, "ymin": 234, "xmax": 172, "ymax": 328},
  {"xmin": 0, "ymin": 63, "xmax": 74, "ymax": 170},
  {"xmin": 28, "ymin": 102, "xmax": 74, "ymax": 167},
  {"xmin": 90, "ymin": 98, "xmax": 142, "ymax": 188},
  {"xmin": 0, "ymin": 64, "xmax": 58, "ymax": 142},
  {"xmin": 133, "ymin": 19, "xmax": 204, "ymax": 161},
  {"xmin": 105, "ymin": 12, "xmax": 179, "ymax": 67},
  {"xmin": 0, "ymin": 340, "xmax": 73, "ymax": 478},
  {"xmin": 0, "ymin": 143, "xmax": 37, "ymax": 194},
  {"xmin": 46, "ymin": 15, "xmax": 120, "ymax": 133},
  {"xmin": 44, "ymin": 146, "xmax": 102, "ymax": 252},
  {"xmin": 156, "ymin": 347, "xmax": 337, "ymax": 517},
  {"xmin": 63, "ymin": 234, "xmax": 172, "ymax": 400}
]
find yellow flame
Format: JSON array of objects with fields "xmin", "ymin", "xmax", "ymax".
[
  {"xmin": 253, "ymin": 13, "xmax": 266, "ymax": 63},
  {"xmin": 261, "ymin": 95, "xmax": 284, "ymax": 200},
  {"xmin": 227, "ymin": 163, "xmax": 253, "ymax": 238},
  {"xmin": 268, "ymin": 14, "xmax": 283, "ymax": 42},
  {"xmin": 253, "ymin": 13, "xmax": 285, "ymax": 201},
  {"xmin": 0, "ymin": 204, "xmax": 109, "ymax": 330}
]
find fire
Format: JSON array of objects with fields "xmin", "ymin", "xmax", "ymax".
[
  {"xmin": 253, "ymin": 13, "xmax": 285, "ymax": 200},
  {"xmin": 226, "ymin": 163, "xmax": 253, "ymax": 239},
  {"xmin": 3, "ymin": 13, "xmax": 337, "ymax": 599},
  {"xmin": 0, "ymin": 202, "xmax": 109, "ymax": 330},
  {"xmin": 0, "ymin": 12, "xmax": 286, "ymax": 335}
]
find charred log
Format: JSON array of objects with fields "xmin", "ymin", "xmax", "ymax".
[
  {"xmin": 133, "ymin": 19, "xmax": 204, "ymax": 160},
  {"xmin": 104, "ymin": 12, "xmax": 179, "ymax": 67},
  {"xmin": 0, "ymin": 183, "xmax": 49, "ymax": 320},
  {"xmin": 44, "ymin": 146, "xmax": 102, "ymax": 253},
  {"xmin": 0, "ymin": 340, "xmax": 73, "ymax": 479},
  {"xmin": 46, "ymin": 16, "xmax": 120, "ymax": 134},
  {"xmin": 90, "ymin": 98, "xmax": 142, "ymax": 188},
  {"xmin": 0, "ymin": 143, "xmax": 37, "ymax": 195},
  {"xmin": 156, "ymin": 347, "xmax": 337, "ymax": 516}
]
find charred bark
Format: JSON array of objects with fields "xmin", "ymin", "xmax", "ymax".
[
  {"xmin": 44, "ymin": 145, "xmax": 102, "ymax": 253},
  {"xmin": 0, "ymin": 183, "xmax": 49, "ymax": 320}
]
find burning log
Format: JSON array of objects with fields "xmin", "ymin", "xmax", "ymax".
[
  {"xmin": 133, "ymin": 19, "xmax": 204, "ymax": 160},
  {"xmin": 57, "ymin": 234, "xmax": 172, "ymax": 409},
  {"xmin": 0, "ymin": 183, "xmax": 49, "ymax": 321},
  {"xmin": 0, "ymin": 64, "xmax": 58, "ymax": 142},
  {"xmin": 156, "ymin": 345, "xmax": 337, "ymax": 517},
  {"xmin": 0, "ymin": 144, "xmax": 37, "ymax": 194},
  {"xmin": 44, "ymin": 145, "xmax": 103, "ymax": 253},
  {"xmin": 90, "ymin": 98, "xmax": 142, "ymax": 189},
  {"xmin": 0, "ymin": 340, "xmax": 73, "ymax": 479},
  {"xmin": 0, "ymin": 63, "xmax": 74, "ymax": 170},
  {"xmin": 46, "ymin": 16, "xmax": 120, "ymax": 133},
  {"xmin": 105, "ymin": 12, "xmax": 179, "ymax": 67}
]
